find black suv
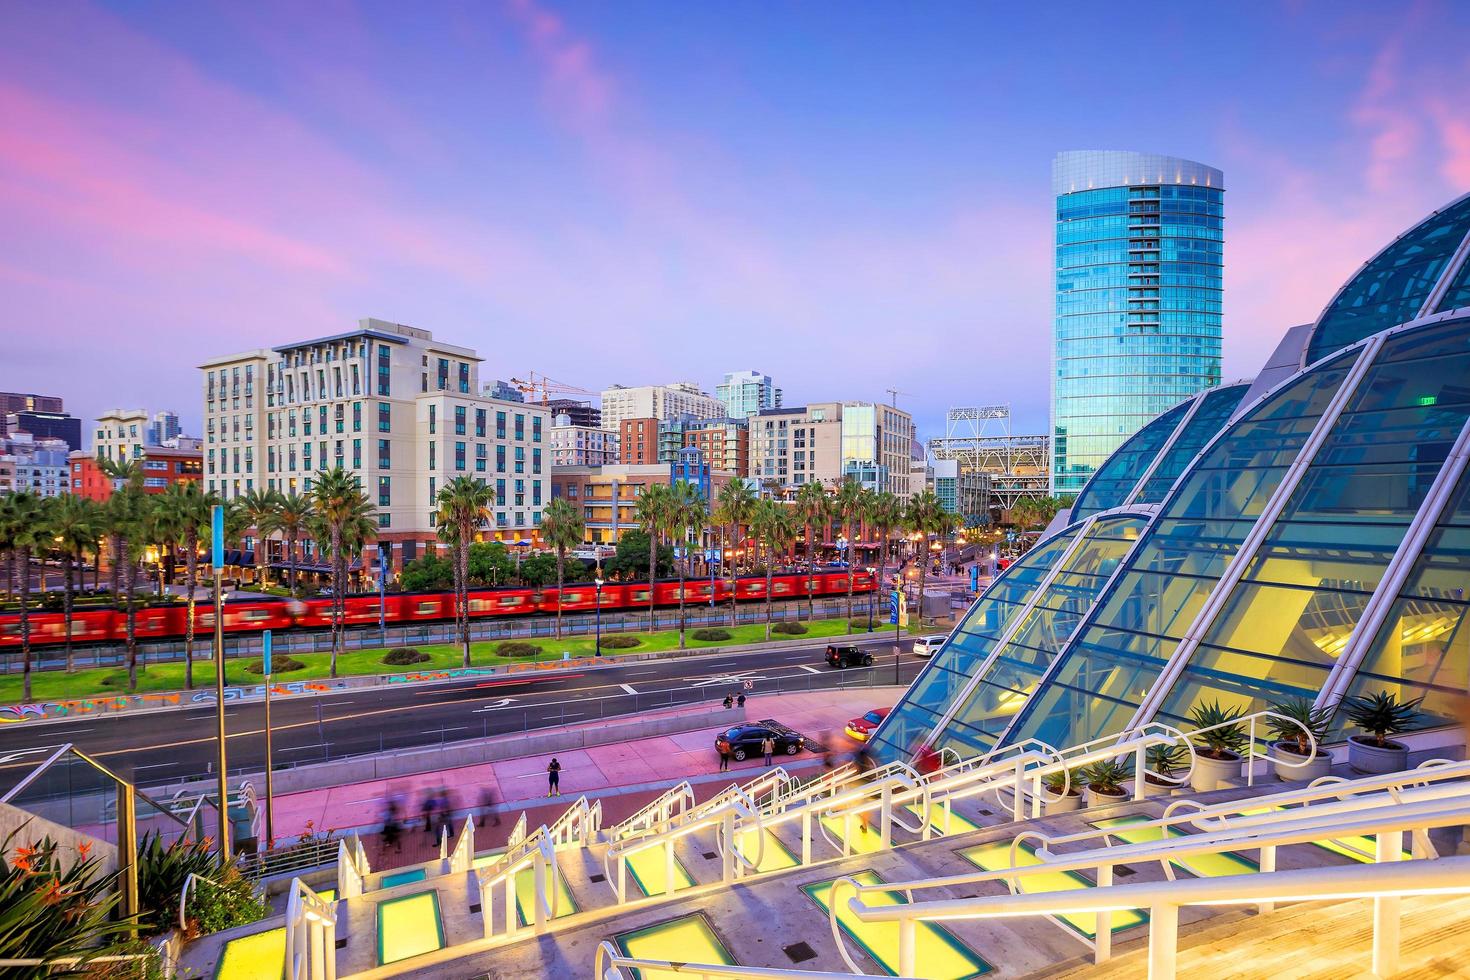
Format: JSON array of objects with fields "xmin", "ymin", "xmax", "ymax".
[
  {"xmin": 715, "ymin": 720, "xmax": 806, "ymax": 761},
  {"xmin": 826, "ymin": 644, "xmax": 874, "ymax": 669}
]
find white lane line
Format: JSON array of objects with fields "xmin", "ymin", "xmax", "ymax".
[
  {"xmin": 423, "ymin": 727, "xmax": 467, "ymax": 735},
  {"xmin": 561, "ymin": 713, "xmax": 585, "ymax": 719},
  {"xmin": 797, "ymin": 665, "xmax": 822, "ymax": 675},
  {"xmin": 132, "ymin": 762, "xmax": 177, "ymax": 771},
  {"xmin": 320, "ymin": 700, "xmax": 355, "ymax": 707},
  {"xmin": 626, "ymin": 670, "xmax": 660, "ymax": 676},
  {"xmin": 280, "ymin": 745, "xmax": 327, "ymax": 753},
  {"xmin": 619, "ymin": 683, "xmax": 637, "ymax": 695}
]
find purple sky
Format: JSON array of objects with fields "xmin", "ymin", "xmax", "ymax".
[{"xmin": 3, "ymin": 1, "xmax": 1468, "ymax": 441}]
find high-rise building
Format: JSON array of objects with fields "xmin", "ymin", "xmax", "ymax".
[
  {"xmin": 542, "ymin": 398, "xmax": 599, "ymax": 428},
  {"xmin": 549, "ymin": 414, "xmax": 619, "ymax": 467},
  {"xmin": 482, "ymin": 380, "xmax": 526, "ymax": 403},
  {"xmin": 202, "ymin": 318, "xmax": 550, "ymax": 569},
  {"xmin": 94, "ymin": 408, "xmax": 151, "ymax": 463},
  {"xmin": 4, "ymin": 410, "xmax": 81, "ymax": 451},
  {"xmin": 149, "ymin": 410, "xmax": 181, "ymax": 446},
  {"xmin": 599, "ymin": 383, "xmax": 724, "ymax": 432},
  {"xmin": 715, "ymin": 370, "xmax": 782, "ymax": 419},
  {"xmin": 0, "ymin": 392, "xmax": 64, "ymax": 437},
  {"xmin": 1051, "ymin": 150, "xmax": 1224, "ymax": 494},
  {"xmin": 750, "ymin": 401, "xmax": 914, "ymax": 498}
]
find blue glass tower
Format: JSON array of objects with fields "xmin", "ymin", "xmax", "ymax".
[{"xmin": 1051, "ymin": 150, "xmax": 1224, "ymax": 494}]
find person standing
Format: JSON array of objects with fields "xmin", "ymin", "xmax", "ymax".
[
  {"xmin": 547, "ymin": 758, "xmax": 562, "ymax": 797},
  {"xmin": 761, "ymin": 734, "xmax": 775, "ymax": 766},
  {"xmin": 381, "ymin": 799, "xmax": 402, "ymax": 854},
  {"xmin": 421, "ymin": 791, "xmax": 437, "ymax": 836},
  {"xmin": 718, "ymin": 743, "xmax": 731, "ymax": 772}
]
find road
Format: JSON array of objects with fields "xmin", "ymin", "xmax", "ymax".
[{"xmin": 0, "ymin": 633, "xmax": 927, "ymax": 796}]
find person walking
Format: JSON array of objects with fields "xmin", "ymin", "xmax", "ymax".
[
  {"xmin": 381, "ymin": 799, "xmax": 402, "ymax": 854},
  {"xmin": 718, "ymin": 743, "xmax": 731, "ymax": 772},
  {"xmin": 421, "ymin": 791, "xmax": 437, "ymax": 835},
  {"xmin": 547, "ymin": 758, "xmax": 562, "ymax": 797},
  {"xmin": 736, "ymin": 693, "xmax": 746, "ymax": 708},
  {"xmin": 476, "ymin": 786, "xmax": 501, "ymax": 828},
  {"xmin": 761, "ymin": 734, "xmax": 775, "ymax": 767},
  {"xmin": 723, "ymin": 694, "xmax": 733, "ymax": 709}
]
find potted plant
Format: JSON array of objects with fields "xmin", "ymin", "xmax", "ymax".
[
  {"xmin": 1041, "ymin": 768, "xmax": 1082, "ymax": 814},
  {"xmin": 1079, "ymin": 758, "xmax": 1130, "ymax": 808},
  {"xmin": 1188, "ymin": 701, "xmax": 1249, "ymax": 792},
  {"xmin": 1137, "ymin": 743, "xmax": 1187, "ymax": 798},
  {"xmin": 1343, "ymin": 690, "xmax": 1423, "ymax": 774},
  {"xmin": 1266, "ymin": 696, "xmax": 1333, "ymax": 782}
]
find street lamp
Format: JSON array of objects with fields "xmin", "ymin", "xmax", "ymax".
[
  {"xmin": 594, "ymin": 577, "xmax": 604, "ymax": 657},
  {"xmin": 866, "ymin": 566, "xmax": 876, "ymax": 631}
]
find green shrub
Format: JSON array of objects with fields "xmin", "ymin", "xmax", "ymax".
[
  {"xmin": 772, "ymin": 622, "xmax": 809, "ymax": 635},
  {"xmin": 244, "ymin": 656, "xmax": 305, "ymax": 674},
  {"xmin": 850, "ymin": 618, "xmax": 878, "ymax": 630},
  {"xmin": 137, "ymin": 833, "xmax": 218, "ymax": 935},
  {"xmin": 496, "ymin": 641, "xmax": 541, "ymax": 658},
  {"xmin": 183, "ymin": 864, "xmax": 269, "ymax": 939},
  {"xmin": 381, "ymin": 647, "xmax": 430, "ymax": 666},
  {"xmin": 691, "ymin": 628, "xmax": 732, "ymax": 642},
  {"xmin": 599, "ymin": 635, "xmax": 641, "ymax": 649}
]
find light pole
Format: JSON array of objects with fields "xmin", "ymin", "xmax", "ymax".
[
  {"xmin": 594, "ymin": 576, "xmax": 604, "ymax": 657},
  {"xmin": 377, "ymin": 547, "xmax": 388, "ymax": 634},
  {"xmin": 210, "ymin": 505, "xmax": 230, "ymax": 862},
  {"xmin": 866, "ymin": 566, "xmax": 876, "ymax": 632},
  {"xmin": 262, "ymin": 629, "xmax": 275, "ymax": 850}
]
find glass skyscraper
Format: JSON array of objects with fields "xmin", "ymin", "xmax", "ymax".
[{"xmin": 1051, "ymin": 150, "xmax": 1224, "ymax": 494}]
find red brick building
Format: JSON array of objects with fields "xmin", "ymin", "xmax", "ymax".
[
  {"xmin": 69, "ymin": 447, "xmax": 203, "ymax": 501},
  {"xmin": 618, "ymin": 417, "xmax": 660, "ymax": 465}
]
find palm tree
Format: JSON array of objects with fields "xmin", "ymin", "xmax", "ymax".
[
  {"xmin": 793, "ymin": 481, "xmax": 831, "ymax": 622},
  {"xmin": 140, "ymin": 497, "xmax": 184, "ymax": 599},
  {"xmin": 748, "ymin": 498, "xmax": 796, "ymax": 641},
  {"xmin": 540, "ymin": 497, "xmax": 585, "ymax": 640},
  {"xmin": 634, "ymin": 483, "xmax": 672, "ymax": 631},
  {"xmin": 436, "ymin": 476, "xmax": 493, "ymax": 666},
  {"xmin": 108, "ymin": 489, "xmax": 153, "ymax": 692},
  {"xmin": 714, "ymin": 481, "xmax": 757, "ymax": 628},
  {"xmin": 161, "ymin": 481, "xmax": 218, "ymax": 691},
  {"xmin": 310, "ymin": 467, "xmax": 377, "ymax": 675},
  {"xmin": 48, "ymin": 494, "xmax": 99, "ymax": 673},
  {"xmin": 234, "ymin": 488, "xmax": 281, "ymax": 588},
  {"xmin": 0, "ymin": 493, "xmax": 46, "ymax": 700},
  {"xmin": 665, "ymin": 481, "xmax": 707, "ymax": 649},
  {"xmin": 833, "ymin": 477, "xmax": 867, "ymax": 632},
  {"xmin": 98, "ymin": 457, "xmax": 144, "ymax": 597},
  {"xmin": 906, "ymin": 488, "xmax": 953, "ymax": 633},
  {"xmin": 267, "ymin": 493, "xmax": 313, "ymax": 596}
]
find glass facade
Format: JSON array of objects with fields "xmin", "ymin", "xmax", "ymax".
[
  {"xmin": 1051, "ymin": 151, "xmax": 1224, "ymax": 494},
  {"xmin": 1132, "ymin": 382, "xmax": 1249, "ymax": 505},
  {"xmin": 1069, "ymin": 399, "xmax": 1192, "ymax": 521}
]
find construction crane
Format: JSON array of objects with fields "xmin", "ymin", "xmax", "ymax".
[
  {"xmin": 885, "ymin": 387, "xmax": 909, "ymax": 407},
  {"xmin": 507, "ymin": 372, "xmax": 596, "ymax": 405}
]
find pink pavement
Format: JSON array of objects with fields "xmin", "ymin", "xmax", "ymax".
[{"xmin": 267, "ymin": 687, "xmax": 904, "ymax": 854}]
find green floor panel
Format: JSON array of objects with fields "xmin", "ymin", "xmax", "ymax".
[
  {"xmin": 960, "ymin": 840, "xmax": 1147, "ymax": 938},
  {"xmin": 904, "ymin": 802, "xmax": 982, "ymax": 837},
  {"xmin": 819, "ymin": 812, "xmax": 887, "ymax": 854},
  {"xmin": 214, "ymin": 927, "xmax": 284, "ymax": 980},
  {"xmin": 1092, "ymin": 815, "xmax": 1258, "ymax": 878},
  {"xmin": 614, "ymin": 912, "xmax": 735, "ymax": 980},
  {"xmin": 1244, "ymin": 806, "xmax": 1414, "ymax": 863},
  {"xmin": 735, "ymin": 827, "xmax": 798, "ymax": 873},
  {"xmin": 514, "ymin": 860, "xmax": 579, "ymax": 926},
  {"xmin": 376, "ymin": 891, "xmax": 445, "ymax": 966},
  {"xmin": 802, "ymin": 870, "xmax": 991, "ymax": 979},
  {"xmin": 622, "ymin": 846, "xmax": 696, "ymax": 897},
  {"xmin": 379, "ymin": 867, "xmax": 428, "ymax": 889}
]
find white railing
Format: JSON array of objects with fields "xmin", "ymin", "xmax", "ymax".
[
  {"xmin": 593, "ymin": 940, "xmax": 886, "ymax": 980},
  {"xmin": 449, "ymin": 816, "xmax": 475, "ymax": 873},
  {"xmin": 547, "ymin": 795, "xmax": 602, "ymax": 847},
  {"xmin": 285, "ymin": 878, "xmax": 337, "ymax": 980},
  {"xmin": 1186, "ymin": 709, "xmax": 1320, "ymax": 788},
  {"xmin": 478, "ymin": 826, "xmax": 559, "ymax": 938},
  {"xmin": 336, "ymin": 835, "xmax": 368, "ymax": 898},
  {"xmin": 611, "ymin": 781, "xmax": 696, "ymax": 839},
  {"xmin": 178, "ymin": 871, "xmax": 224, "ymax": 931}
]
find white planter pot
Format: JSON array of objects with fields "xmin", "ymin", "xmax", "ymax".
[
  {"xmin": 1132, "ymin": 777, "xmax": 1179, "ymax": 799},
  {"xmin": 1083, "ymin": 787, "xmax": 1128, "ymax": 809},
  {"xmin": 1271, "ymin": 743, "xmax": 1334, "ymax": 782},
  {"xmin": 1348, "ymin": 735, "xmax": 1409, "ymax": 775},
  {"xmin": 1190, "ymin": 752, "xmax": 1242, "ymax": 792},
  {"xmin": 1044, "ymin": 792, "xmax": 1082, "ymax": 814}
]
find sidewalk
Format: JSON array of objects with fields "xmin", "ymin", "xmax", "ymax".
[{"xmin": 266, "ymin": 687, "xmax": 903, "ymax": 865}]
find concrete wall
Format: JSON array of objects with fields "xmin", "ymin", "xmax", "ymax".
[{"xmin": 0, "ymin": 800, "xmax": 119, "ymax": 874}]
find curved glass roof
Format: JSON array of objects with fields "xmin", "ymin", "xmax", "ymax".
[
  {"xmin": 1130, "ymin": 382, "xmax": 1249, "ymax": 505},
  {"xmin": 1070, "ymin": 400, "xmax": 1193, "ymax": 521},
  {"xmin": 1305, "ymin": 193, "xmax": 1470, "ymax": 366}
]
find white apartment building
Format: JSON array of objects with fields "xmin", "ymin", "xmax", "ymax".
[
  {"xmin": 715, "ymin": 370, "xmax": 782, "ymax": 419},
  {"xmin": 550, "ymin": 416, "xmax": 619, "ymax": 467},
  {"xmin": 93, "ymin": 408, "xmax": 150, "ymax": 463},
  {"xmin": 599, "ymin": 382, "xmax": 724, "ymax": 431},
  {"xmin": 750, "ymin": 401, "xmax": 915, "ymax": 499},
  {"xmin": 202, "ymin": 318, "xmax": 550, "ymax": 569},
  {"xmin": 0, "ymin": 434, "xmax": 70, "ymax": 497}
]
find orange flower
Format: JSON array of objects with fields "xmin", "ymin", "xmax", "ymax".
[
  {"xmin": 40, "ymin": 880, "xmax": 63, "ymax": 906},
  {"xmin": 77, "ymin": 841, "xmax": 92, "ymax": 860}
]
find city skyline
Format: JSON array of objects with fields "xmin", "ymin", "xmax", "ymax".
[{"xmin": 3, "ymin": 1, "xmax": 1470, "ymax": 444}]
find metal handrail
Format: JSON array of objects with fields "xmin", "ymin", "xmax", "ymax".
[
  {"xmin": 178, "ymin": 871, "xmax": 225, "ymax": 931},
  {"xmin": 612, "ymin": 781, "xmax": 696, "ymax": 838},
  {"xmin": 1186, "ymin": 709, "xmax": 1318, "ymax": 786},
  {"xmin": 285, "ymin": 878, "xmax": 336, "ymax": 980},
  {"xmin": 478, "ymin": 826, "xmax": 559, "ymax": 935},
  {"xmin": 593, "ymin": 940, "xmax": 886, "ymax": 980},
  {"xmin": 714, "ymin": 783, "xmax": 766, "ymax": 874}
]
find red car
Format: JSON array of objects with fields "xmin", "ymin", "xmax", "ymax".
[{"xmin": 845, "ymin": 707, "xmax": 892, "ymax": 742}]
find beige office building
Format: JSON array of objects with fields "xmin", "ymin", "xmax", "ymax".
[
  {"xmin": 750, "ymin": 401, "xmax": 915, "ymax": 499},
  {"xmin": 599, "ymin": 382, "xmax": 725, "ymax": 432},
  {"xmin": 93, "ymin": 408, "xmax": 151, "ymax": 463},
  {"xmin": 202, "ymin": 318, "xmax": 549, "ymax": 569}
]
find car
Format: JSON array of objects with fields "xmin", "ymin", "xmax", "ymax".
[
  {"xmin": 715, "ymin": 720, "xmax": 807, "ymax": 761},
  {"xmin": 825, "ymin": 644, "xmax": 874, "ymax": 669},
  {"xmin": 844, "ymin": 707, "xmax": 892, "ymax": 741},
  {"xmin": 911, "ymin": 634, "xmax": 948, "ymax": 658}
]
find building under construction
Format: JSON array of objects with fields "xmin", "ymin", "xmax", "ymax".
[{"xmin": 926, "ymin": 405, "xmax": 1050, "ymax": 513}]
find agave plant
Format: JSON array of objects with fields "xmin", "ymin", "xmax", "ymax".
[
  {"xmin": 1079, "ymin": 758, "xmax": 1130, "ymax": 797},
  {"xmin": 1042, "ymin": 768, "xmax": 1081, "ymax": 796},
  {"xmin": 1188, "ymin": 700, "xmax": 1250, "ymax": 760},
  {"xmin": 1146, "ymin": 743, "xmax": 1188, "ymax": 782},
  {"xmin": 1343, "ymin": 690, "xmax": 1423, "ymax": 748},
  {"xmin": 136, "ymin": 832, "xmax": 220, "ymax": 935},
  {"xmin": 1266, "ymin": 696, "xmax": 1331, "ymax": 756}
]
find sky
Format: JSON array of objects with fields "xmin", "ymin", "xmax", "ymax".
[{"xmin": 2, "ymin": 1, "xmax": 1469, "ymax": 444}]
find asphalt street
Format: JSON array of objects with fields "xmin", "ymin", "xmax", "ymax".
[{"xmin": 0, "ymin": 632, "xmax": 927, "ymax": 796}]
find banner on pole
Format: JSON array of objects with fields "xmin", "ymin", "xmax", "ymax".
[
  {"xmin": 889, "ymin": 590, "xmax": 900, "ymax": 625},
  {"xmin": 211, "ymin": 505, "xmax": 224, "ymax": 572},
  {"xmin": 262, "ymin": 630, "xmax": 273, "ymax": 677}
]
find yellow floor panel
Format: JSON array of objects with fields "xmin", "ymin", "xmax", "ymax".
[
  {"xmin": 735, "ymin": 827, "xmax": 798, "ymax": 873},
  {"xmin": 819, "ymin": 812, "xmax": 887, "ymax": 854},
  {"xmin": 1244, "ymin": 806, "xmax": 1413, "ymax": 863},
  {"xmin": 960, "ymin": 840, "xmax": 1147, "ymax": 938},
  {"xmin": 376, "ymin": 891, "xmax": 445, "ymax": 966},
  {"xmin": 615, "ymin": 912, "xmax": 735, "ymax": 980},
  {"xmin": 1093, "ymin": 816, "xmax": 1258, "ymax": 877},
  {"xmin": 214, "ymin": 927, "xmax": 283, "ymax": 980},
  {"xmin": 803, "ymin": 870, "xmax": 991, "ymax": 979},
  {"xmin": 905, "ymin": 801, "xmax": 982, "ymax": 837},
  {"xmin": 622, "ymin": 845, "xmax": 696, "ymax": 897},
  {"xmin": 514, "ymin": 860, "xmax": 578, "ymax": 925}
]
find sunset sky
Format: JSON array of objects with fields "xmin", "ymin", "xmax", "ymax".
[{"xmin": 3, "ymin": 1, "xmax": 1469, "ymax": 440}]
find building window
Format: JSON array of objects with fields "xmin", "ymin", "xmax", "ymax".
[
  {"xmin": 455, "ymin": 406, "xmax": 466, "ymax": 435},
  {"xmin": 378, "ymin": 513, "xmax": 391, "ymax": 528},
  {"xmin": 458, "ymin": 362, "xmax": 470, "ymax": 394},
  {"xmin": 532, "ymin": 416, "xmax": 542, "ymax": 442},
  {"xmin": 352, "ymin": 438, "xmax": 361, "ymax": 468},
  {"xmin": 378, "ymin": 402, "xmax": 391, "ymax": 432},
  {"xmin": 496, "ymin": 445, "xmax": 506, "ymax": 472},
  {"xmin": 352, "ymin": 402, "xmax": 362, "ymax": 432},
  {"xmin": 428, "ymin": 404, "xmax": 436, "ymax": 434},
  {"xmin": 377, "ymin": 345, "xmax": 391, "ymax": 395},
  {"xmin": 496, "ymin": 479, "xmax": 506, "ymax": 506},
  {"xmin": 496, "ymin": 411, "xmax": 507, "ymax": 439},
  {"xmin": 532, "ymin": 448, "xmax": 542, "ymax": 474},
  {"xmin": 378, "ymin": 439, "xmax": 391, "ymax": 469},
  {"xmin": 514, "ymin": 446, "xmax": 525, "ymax": 473},
  {"xmin": 378, "ymin": 476, "xmax": 391, "ymax": 507},
  {"xmin": 429, "ymin": 442, "xmax": 436, "ymax": 471},
  {"xmin": 455, "ymin": 441, "xmax": 466, "ymax": 471},
  {"xmin": 475, "ymin": 409, "xmax": 486, "ymax": 438},
  {"xmin": 514, "ymin": 414, "xmax": 525, "ymax": 441}
]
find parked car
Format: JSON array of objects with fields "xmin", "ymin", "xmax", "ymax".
[
  {"xmin": 715, "ymin": 720, "xmax": 807, "ymax": 761},
  {"xmin": 826, "ymin": 644, "xmax": 874, "ymax": 669},
  {"xmin": 911, "ymin": 634, "xmax": 948, "ymax": 658},
  {"xmin": 845, "ymin": 707, "xmax": 892, "ymax": 742}
]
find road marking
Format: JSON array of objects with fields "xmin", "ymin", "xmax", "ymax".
[
  {"xmin": 619, "ymin": 683, "xmax": 637, "ymax": 695},
  {"xmin": 132, "ymin": 762, "xmax": 178, "ymax": 770},
  {"xmin": 279, "ymin": 745, "xmax": 327, "ymax": 753},
  {"xmin": 471, "ymin": 698, "xmax": 520, "ymax": 713},
  {"xmin": 562, "ymin": 713, "xmax": 585, "ymax": 719},
  {"xmin": 320, "ymin": 700, "xmax": 355, "ymax": 707},
  {"xmin": 797, "ymin": 665, "xmax": 822, "ymax": 675},
  {"xmin": 423, "ymin": 727, "xmax": 467, "ymax": 735},
  {"xmin": 626, "ymin": 669, "xmax": 659, "ymax": 676}
]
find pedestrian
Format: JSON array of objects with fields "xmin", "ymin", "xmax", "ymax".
[
  {"xmin": 723, "ymin": 694, "xmax": 733, "ymax": 709},
  {"xmin": 437, "ymin": 787, "xmax": 456, "ymax": 837},
  {"xmin": 477, "ymin": 786, "xmax": 501, "ymax": 828},
  {"xmin": 421, "ymin": 791, "xmax": 437, "ymax": 835},
  {"xmin": 718, "ymin": 743, "xmax": 731, "ymax": 772},
  {"xmin": 737, "ymin": 693, "xmax": 746, "ymax": 708},
  {"xmin": 547, "ymin": 757, "xmax": 562, "ymax": 797},
  {"xmin": 381, "ymin": 799, "xmax": 401, "ymax": 853},
  {"xmin": 761, "ymin": 734, "xmax": 775, "ymax": 766}
]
